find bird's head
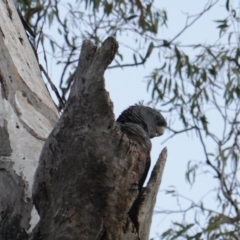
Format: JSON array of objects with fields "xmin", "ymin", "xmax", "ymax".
[
  {"xmin": 117, "ymin": 104, "xmax": 167, "ymax": 139},
  {"xmin": 141, "ymin": 106, "xmax": 167, "ymax": 138}
]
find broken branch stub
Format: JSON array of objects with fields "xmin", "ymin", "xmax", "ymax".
[{"xmin": 32, "ymin": 37, "xmax": 167, "ymax": 240}]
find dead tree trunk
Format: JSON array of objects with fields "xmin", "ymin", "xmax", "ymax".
[
  {"xmin": 32, "ymin": 38, "xmax": 168, "ymax": 240},
  {"xmin": 0, "ymin": 0, "xmax": 58, "ymax": 239}
]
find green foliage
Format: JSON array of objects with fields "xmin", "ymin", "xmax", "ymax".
[
  {"xmin": 17, "ymin": 0, "xmax": 240, "ymax": 238},
  {"xmin": 17, "ymin": 0, "xmax": 167, "ymax": 101}
]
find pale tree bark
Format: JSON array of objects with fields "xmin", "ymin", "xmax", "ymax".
[
  {"xmin": 0, "ymin": 0, "xmax": 58, "ymax": 239},
  {"xmin": 0, "ymin": 1, "xmax": 167, "ymax": 240}
]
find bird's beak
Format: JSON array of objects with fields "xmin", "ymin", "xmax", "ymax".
[{"xmin": 156, "ymin": 126, "xmax": 165, "ymax": 136}]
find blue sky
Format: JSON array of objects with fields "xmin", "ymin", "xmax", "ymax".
[{"xmin": 105, "ymin": 1, "xmax": 228, "ymax": 237}]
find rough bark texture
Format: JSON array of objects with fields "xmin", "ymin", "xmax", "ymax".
[
  {"xmin": 32, "ymin": 37, "xmax": 168, "ymax": 240},
  {"xmin": 0, "ymin": 0, "xmax": 59, "ymax": 239}
]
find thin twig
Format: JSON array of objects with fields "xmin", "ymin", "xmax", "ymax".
[{"xmin": 40, "ymin": 64, "xmax": 66, "ymax": 110}]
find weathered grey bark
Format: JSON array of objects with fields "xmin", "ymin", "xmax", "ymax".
[
  {"xmin": 32, "ymin": 37, "xmax": 168, "ymax": 240},
  {"xmin": 0, "ymin": 0, "xmax": 59, "ymax": 239}
]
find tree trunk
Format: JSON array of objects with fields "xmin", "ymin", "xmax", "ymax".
[
  {"xmin": 0, "ymin": 1, "xmax": 167, "ymax": 240},
  {"xmin": 32, "ymin": 38, "xmax": 168, "ymax": 240},
  {"xmin": 0, "ymin": 0, "xmax": 58, "ymax": 239}
]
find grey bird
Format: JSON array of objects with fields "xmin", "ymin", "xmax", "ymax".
[{"xmin": 116, "ymin": 104, "xmax": 167, "ymax": 189}]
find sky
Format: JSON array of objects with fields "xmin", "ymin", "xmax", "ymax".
[
  {"xmin": 105, "ymin": 1, "xmax": 233, "ymax": 238},
  {"xmin": 38, "ymin": 0, "xmax": 236, "ymax": 238}
]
